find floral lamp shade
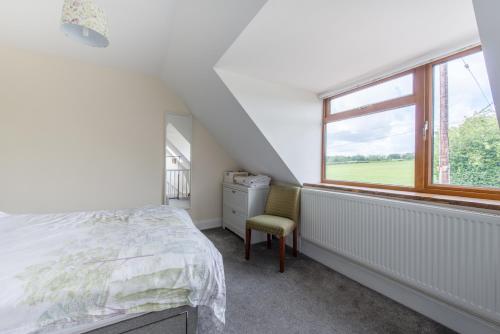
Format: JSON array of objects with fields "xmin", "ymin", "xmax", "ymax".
[{"xmin": 61, "ymin": 0, "xmax": 109, "ymax": 48}]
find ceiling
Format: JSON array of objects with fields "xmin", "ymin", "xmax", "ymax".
[
  {"xmin": 0, "ymin": 0, "xmax": 481, "ymax": 91},
  {"xmin": 216, "ymin": 0, "xmax": 480, "ymax": 94},
  {"xmin": 160, "ymin": 0, "xmax": 299, "ymax": 184},
  {"xmin": 0, "ymin": 0, "xmax": 178, "ymax": 75},
  {"xmin": 0, "ymin": 0, "xmax": 300, "ymax": 184},
  {"xmin": 0, "ymin": 0, "xmax": 493, "ymax": 184}
]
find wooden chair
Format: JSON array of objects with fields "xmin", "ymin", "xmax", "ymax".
[{"xmin": 245, "ymin": 185, "xmax": 301, "ymax": 273}]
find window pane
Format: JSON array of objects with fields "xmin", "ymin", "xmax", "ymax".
[
  {"xmin": 325, "ymin": 106, "xmax": 415, "ymax": 186},
  {"xmin": 330, "ymin": 73, "xmax": 413, "ymax": 114},
  {"xmin": 432, "ymin": 51, "xmax": 500, "ymax": 189}
]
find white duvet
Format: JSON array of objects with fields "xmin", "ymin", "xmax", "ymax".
[{"xmin": 0, "ymin": 206, "xmax": 226, "ymax": 333}]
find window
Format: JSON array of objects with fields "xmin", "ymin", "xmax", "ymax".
[
  {"xmin": 323, "ymin": 70, "xmax": 423, "ymax": 190},
  {"xmin": 322, "ymin": 47, "xmax": 500, "ymax": 199},
  {"xmin": 325, "ymin": 106, "xmax": 416, "ymax": 187},
  {"xmin": 430, "ymin": 51, "xmax": 499, "ymax": 191},
  {"xmin": 329, "ymin": 73, "xmax": 414, "ymax": 114}
]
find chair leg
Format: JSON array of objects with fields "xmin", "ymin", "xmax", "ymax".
[
  {"xmin": 279, "ymin": 236, "xmax": 285, "ymax": 273},
  {"xmin": 293, "ymin": 228, "xmax": 298, "ymax": 257},
  {"xmin": 267, "ymin": 233, "xmax": 272, "ymax": 249},
  {"xmin": 245, "ymin": 228, "xmax": 251, "ymax": 260}
]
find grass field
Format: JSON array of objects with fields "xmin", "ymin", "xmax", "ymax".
[{"xmin": 326, "ymin": 160, "xmax": 414, "ymax": 187}]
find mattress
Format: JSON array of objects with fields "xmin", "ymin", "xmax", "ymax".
[{"xmin": 0, "ymin": 206, "xmax": 225, "ymax": 334}]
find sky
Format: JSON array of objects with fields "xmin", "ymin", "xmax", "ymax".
[
  {"xmin": 327, "ymin": 106, "xmax": 415, "ymax": 157},
  {"xmin": 326, "ymin": 51, "xmax": 496, "ymax": 157},
  {"xmin": 433, "ymin": 51, "xmax": 495, "ymax": 127}
]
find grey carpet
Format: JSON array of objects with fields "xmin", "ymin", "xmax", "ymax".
[{"xmin": 203, "ymin": 228, "xmax": 456, "ymax": 334}]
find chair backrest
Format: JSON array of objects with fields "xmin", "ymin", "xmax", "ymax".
[{"xmin": 264, "ymin": 185, "xmax": 301, "ymax": 223}]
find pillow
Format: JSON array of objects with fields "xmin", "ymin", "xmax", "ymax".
[{"xmin": 0, "ymin": 211, "xmax": 9, "ymax": 218}]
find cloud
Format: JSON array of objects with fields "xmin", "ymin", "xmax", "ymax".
[
  {"xmin": 326, "ymin": 51, "xmax": 496, "ymax": 157},
  {"xmin": 327, "ymin": 106, "xmax": 415, "ymax": 156}
]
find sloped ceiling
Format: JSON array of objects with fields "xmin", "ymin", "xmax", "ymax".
[
  {"xmin": 216, "ymin": 0, "xmax": 480, "ymax": 95},
  {"xmin": 215, "ymin": 69, "xmax": 322, "ymax": 184},
  {"xmin": 160, "ymin": 0, "xmax": 299, "ymax": 184},
  {"xmin": 0, "ymin": 0, "xmax": 178, "ymax": 75},
  {"xmin": 0, "ymin": 0, "xmax": 301, "ymax": 184},
  {"xmin": 211, "ymin": 0, "xmax": 484, "ymax": 185},
  {"xmin": 0, "ymin": 0, "xmax": 497, "ymax": 185}
]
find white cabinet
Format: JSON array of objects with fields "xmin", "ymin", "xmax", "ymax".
[{"xmin": 222, "ymin": 182, "xmax": 269, "ymax": 244}]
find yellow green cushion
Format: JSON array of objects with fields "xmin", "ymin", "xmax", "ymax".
[
  {"xmin": 246, "ymin": 214, "xmax": 296, "ymax": 237},
  {"xmin": 264, "ymin": 185, "xmax": 301, "ymax": 224}
]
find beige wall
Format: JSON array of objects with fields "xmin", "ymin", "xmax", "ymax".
[
  {"xmin": 0, "ymin": 46, "xmax": 237, "ymax": 221},
  {"xmin": 190, "ymin": 119, "xmax": 238, "ymax": 222}
]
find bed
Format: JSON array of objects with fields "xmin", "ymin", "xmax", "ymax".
[{"xmin": 0, "ymin": 206, "xmax": 225, "ymax": 334}]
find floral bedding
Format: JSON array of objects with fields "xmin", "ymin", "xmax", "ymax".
[{"xmin": 0, "ymin": 206, "xmax": 225, "ymax": 333}]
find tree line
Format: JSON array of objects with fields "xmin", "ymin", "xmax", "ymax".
[
  {"xmin": 326, "ymin": 110, "xmax": 499, "ymax": 188},
  {"xmin": 327, "ymin": 153, "xmax": 415, "ymax": 164},
  {"xmin": 433, "ymin": 110, "xmax": 499, "ymax": 188}
]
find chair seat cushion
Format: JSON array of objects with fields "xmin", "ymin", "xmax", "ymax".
[{"xmin": 246, "ymin": 215, "xmax": 296, "ymax": 237}]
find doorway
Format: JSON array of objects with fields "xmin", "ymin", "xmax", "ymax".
[{"xmin": 165, "ymin": 113, "xmax": 192, "ymax": 209}]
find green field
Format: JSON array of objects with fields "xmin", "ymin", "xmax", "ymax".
[{"xmin": 326, "ymin": 160, "xmax": 414, "ymax": 187}]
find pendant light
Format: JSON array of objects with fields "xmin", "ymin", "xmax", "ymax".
[{"xmin": 61, "ymin": 0, "xmax": 109, "ymax": 48}]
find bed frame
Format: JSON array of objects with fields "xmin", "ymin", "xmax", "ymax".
[{"xmin": 83, "ymin": 306, "xmax": 198, "ymax": 334}]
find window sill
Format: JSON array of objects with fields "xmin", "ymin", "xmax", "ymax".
[{"xmin": 303, "ymin": 183, "xmax": 500, "ymax": 211}]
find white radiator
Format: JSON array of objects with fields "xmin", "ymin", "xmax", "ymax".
[{"xmin": 301, "ymin": 188, "xmax": 500, "ymax": 326}]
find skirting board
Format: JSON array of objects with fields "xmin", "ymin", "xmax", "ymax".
[
  {"xmin": 195, "ymin": 218, "xmax": 222, "ymax": 230},
  {"xmin": 301, "ymin": 239, "xmax": 500, "ymax": 334}
]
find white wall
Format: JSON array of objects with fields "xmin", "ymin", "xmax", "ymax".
[
  {"xmin": 216, "ymin": 69, "xmax": 322, "ymax": 183},
  {"xmin": 0, "ymin": 46, "xmax": 237, "ymax": 222},
  {"xmin": 191, "ymin": 120, "xmax": 238, "ymax": 222},
  {"xmin": 161, "ymin": 0, "xmax": 299, "ymax": 185},
  {"xmin": 473, "ymin": 0, "xmax": 500, "ymax": 125}
]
